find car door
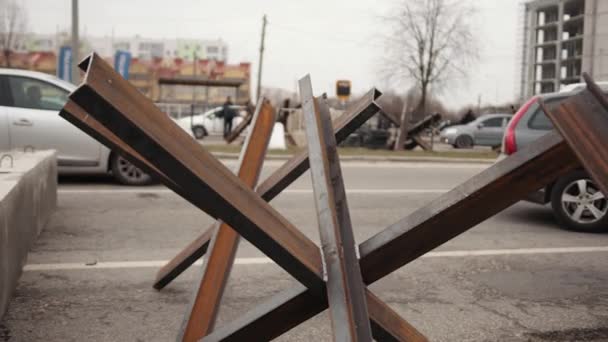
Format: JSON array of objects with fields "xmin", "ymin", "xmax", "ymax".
[
  {"xmin": 473, "ymin": 117, "xmax": 505, "ymax": 146},
  {"xmin": 3, "ymin": 75, "xmax": 101, "ymax": 166},
  {"xmin": 204, "ymin": 108, "xmax": 223, "ymax": 135}
]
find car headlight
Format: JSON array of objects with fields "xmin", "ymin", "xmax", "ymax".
[{"xmin": 444, "ymin": 128, "xmax": 457, "ymax": 134}]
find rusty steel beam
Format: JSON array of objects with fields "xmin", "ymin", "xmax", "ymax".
[
  {"xmin": 70, "ymin": 53, "xmax": 324, "ymax": 290},
  {"xmin": 203, "ymin": 132, "xmax": 580, "ymax": 341},
  {"xmin": 541, "ymin": 74, "xmax": 608, "ymax": 195},
  {"xmin": 67, "ymin": 55, "xmax": 426, "ymax": 341},
  {"xmin": 178, "ymin": 99, "xmax": 276, "ymax": 342},
  {"xmin": 154, "ymin": 87, "xmax": 383, "ymax": 290},
  {"xmin": 300, "ymin": 75, "xmax": 372, "ymax": 341}
]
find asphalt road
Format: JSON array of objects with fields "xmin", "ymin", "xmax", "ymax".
[{"xmin": 2, "ymin": 160, "xmax": 608, "ymax": 342}]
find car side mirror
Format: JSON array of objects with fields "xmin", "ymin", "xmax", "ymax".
[{"xmin": 477, "ymin": 123, "xmax": 484, "ymax": 129}]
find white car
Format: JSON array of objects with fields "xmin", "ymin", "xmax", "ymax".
[
  {"xmin": 175, "ymin": 106, "xmax": 246, "ymax": 139},
  {"xmin": 0, "ymin": 68, "xmax": 152, "ymax": 185}
]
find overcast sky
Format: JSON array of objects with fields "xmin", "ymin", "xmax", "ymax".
[{"xmin": 22, "ymin": 0, "xmax": 523, "ymax": 109}]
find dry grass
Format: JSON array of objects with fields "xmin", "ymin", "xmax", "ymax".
[{"xmin": 204, "ymin": 143, "xmax": 498, "ymax": 160}]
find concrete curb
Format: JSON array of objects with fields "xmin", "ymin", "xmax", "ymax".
[
  {"xmin": 0, "ymin": 151, "xmax": 57, "ymax": 318},
  {"xmin": 211, "ymin": 152, "xmax": 496, "ymax": 164}
]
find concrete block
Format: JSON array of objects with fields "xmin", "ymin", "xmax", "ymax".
[{"xmin": 0, "ymin": 151, "xmax": 57, "ymax": 318}]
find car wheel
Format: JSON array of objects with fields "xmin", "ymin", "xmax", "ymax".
[
  {"xmin": 550, "ymin": 171, "xmax": 608, "ymax": 233},
  {"xmin": 404, "ymin": 139, "xmax": 417, "ymax": 150},
  {"xmin": 454, "ymin": 135, "xmax": 474, "ymax": 149},
  {"xmin": 111, "ymin": 154, "xmax": 153, "ymax": 186},
  {"xmin": 192, "ymin": 126, "xmax": 207, "ymax": 140}
]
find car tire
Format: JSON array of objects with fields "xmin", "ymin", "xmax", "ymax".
[
  {"xmin": 454, "ymin": 135, "xmax": 474, "ymax": 149},
  {"xmin": 111, "ymin": 154, "xmax": 153, "ymax": 186},
  {"xmin": 404, "ymin": 139, "xmax": 417, "ymax": 150},
  {"xmin": 550, "ymin": 171, "xmax": 608, "ymax": 233},
  {"xmin": 192, "ymin": 125, "xmax": 207, "ymax": 140}
]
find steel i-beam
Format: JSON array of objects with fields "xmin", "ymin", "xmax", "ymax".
[{"xmin": 300, "ymin": 75, "xmax": 372, "ymax": 341}]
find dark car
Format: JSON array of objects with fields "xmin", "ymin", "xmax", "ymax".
[{"xmin": 501, "ymin": 89, "xmax": 607, "ymax": 232}]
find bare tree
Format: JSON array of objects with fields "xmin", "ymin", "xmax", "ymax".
[
  {"xmin": 382, "ymin": 0, "xmax": 477, "ymax": 123},
  {"xmin": 0, "ymin": 0, "xmax": 26, "ymax": 68}
]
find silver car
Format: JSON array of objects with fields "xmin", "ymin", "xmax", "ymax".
[
  {"xmin": 502, "ymin": 88, "xmax": 607, "ymax": 232},
  {"xmin": 0, "ymin": 68, "xmax": 152, "ymax": 185},
  {"xmin": 440, "ymin": 114, "xmax": 512, "ymax": 148}
]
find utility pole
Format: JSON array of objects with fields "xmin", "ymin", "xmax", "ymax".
[
  {"xmin": 394, "ymin": 103, "xmax": 409, "ymax": 151},
  {"xmin": 71, "ymin": 0, "xmax": 79, "ymax": 83},
  {"xmin": 255, "ymin": 14, "xmax": 267, "ymax": 102},
  {"xmin": 191, "ymin": 50, "xmax": 197, "ymax": 127}
]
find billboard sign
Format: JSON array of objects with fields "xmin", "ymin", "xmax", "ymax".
[
  {"xmin": 57, "ymin": 46, "xmax": 72, "ymax": 82},
  {"xmin": 114, "ymin": 50, "xmax": 132, "ymax": 80}
]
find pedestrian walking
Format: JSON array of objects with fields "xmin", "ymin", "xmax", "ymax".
[{"xmin": 221, "ymin": 96, "xmax": 235, "ymax": 137}]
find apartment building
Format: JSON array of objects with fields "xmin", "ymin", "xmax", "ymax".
[
  {"xmin": 519, "ymin": 0, "xmax": 608, "ymax": 99},
  {"xmin": 88, "ymin": 36, "xmax": 228, "ymax": 61}
]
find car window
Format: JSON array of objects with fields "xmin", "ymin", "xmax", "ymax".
[
  {"xmin": 527, "ymin": 96, "xmax": 565, "ymax": 131},
  {"xmin": 529, "ymin": 111, "xmax": 554, "ymax": 130},
  {"xmin": 6, "ymin": 76, "xmax": 69, "ymax": 111},
  {"xmin": 0, "ymin": 76, "xmax": 11, "ymax": 106},
  {"xmin": 482, "ymin": 117, "xmax": 504, "ymax": 128}
]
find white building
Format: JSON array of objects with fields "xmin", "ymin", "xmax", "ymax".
[
  {"xmin": 20, "ymin": 33, "xmax": 229, "ymax": 62},
  {"xmin": 519, "ymin": 0, "xmax": 608, "ymax": 99}
]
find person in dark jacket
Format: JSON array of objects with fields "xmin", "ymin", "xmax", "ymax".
[{"xmin": 221, "ymin": 96, "xmax": 235, "ymax": 137}]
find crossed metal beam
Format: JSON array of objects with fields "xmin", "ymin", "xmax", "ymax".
[
  {"xmin": 153, "ymin": 85, "xmax": 383, "ymax": 290},
  {"xmin": 61, "ymin": 53, "xmax": 425, "ymax": 341},
  {"xmin": 60, "ymin": 52, "xmax": 608, "ymax": 341}
]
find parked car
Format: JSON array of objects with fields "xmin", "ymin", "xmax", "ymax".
[
  {"xmin": 175, "ymin": 106, "xmax": 246, "ymax": 139},
  {"xmin": 0, "ymin": 68, "xmax": 152, "ymax": 185},
  {"xmin": 502, "ymin": 88, "xmax": 607, "ymax": 232},
  {"xmin": 440, "ymin": 114, "xmax": 512, "ymax": 148}
]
